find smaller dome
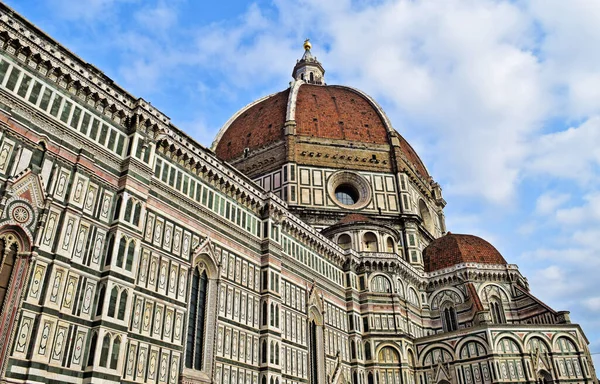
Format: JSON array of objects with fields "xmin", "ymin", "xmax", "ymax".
[{"xmin": 423, "ymin": 233, "xmax": 507, "ymax": 272}]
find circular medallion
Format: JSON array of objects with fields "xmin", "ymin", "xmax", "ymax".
[{"xmin": 11, "ymin": 202, "xmax": 33, "ymax": 225}]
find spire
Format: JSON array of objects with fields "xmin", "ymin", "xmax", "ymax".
[{"xmin": 292, "ymin": 39, "xmax": 325, "ymax": 85}]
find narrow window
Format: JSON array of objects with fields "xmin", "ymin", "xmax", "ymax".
[
  {"xmin": 133, "ymin": 203, "xmax": 142, "ymax": 226},
  {"xmin": 86, "ymin": 333, "xmax": 98, "ymax": 367},
  {"xmin": 5, "ymin": 67, "xmax": 21, "ymax": 91},
  {"xmin": 28, "ymin": 82, "xmax": 42, "ymax": 104},
  {"xmin": 17, "ymin": 74, "xmax": 31, "ymax": 97},
  {"xmin": 95, "ymin": 285, "xmax": 105, "ymax": 316},
  {"xmin": 0, "ymin": 61, "xmax": 10, "ymax": 83},
  {"xmin": 117, "ymin": 291, "xmax": 128, "ymax": 320},
  {"xmin": 107, "ymin": 287, "xmax": 118, "ymax": 317},
  {"xmin": 185, "ymin": 268, "xmax": 208, "ymax": 370},
  {"xmin": 99, "ymin": 334, "xmax": 111, "ymax": 367},
  {"xmin": 0, "ymin": 240, "xmax": 16, "ymax": 311},
  {"xmin": 124, "ymin": 198, "xmax": 134, "ymax": 222},
  {"xmin": 116, "ymin": 237, "xmax": 126, "ymax": 268},
  {"xmin": 109, "ymin": 337, "xmax": 121, "ymax": 369},
  {"xmin": 39, "ymin": 88, "xmax": 52, "ymax": 111},
  {"xmin": 50, "ymin": 94, "xmax": 62, "ymax": 117},
  {"xmin": 310, "ymin": 320, "xmax": 319, "ymax": 384},
  {"xmin": 80, "ymin": 113, "xmax": 91, "ymax": 134},
  {"xmin": 125, "ymin": 241, "xmax": 135, "ymax": 272}
]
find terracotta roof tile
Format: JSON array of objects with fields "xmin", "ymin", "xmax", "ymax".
[
  {"xmin": 295, "ymin": 85, "xmax": 389, "ymax": 144},
  {"xmin": 215, "ymin": 89, "xmax": 289, "ymax": 161},
  {"xmin": 423, "ymin": 233, "xmax": 507, "ymax": 272}
]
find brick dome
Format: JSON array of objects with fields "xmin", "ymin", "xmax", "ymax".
[
  {"xmin": 213, "ymin": 84, "xmax": 391, "ymax": 158},
  {"xmin": 294, "ymin": 85, "xmax": 389, "ymax": 144},
  {"xmin": 423, "ymin": 233, "xmax": 507, "ymax": 272},
  {"xmin": 213, "ymin": 83, "xmax": 429, "ymax": 178},
  {"xmin": 215, "ymin": 89, "xmax": 289, "ymax": 161}
]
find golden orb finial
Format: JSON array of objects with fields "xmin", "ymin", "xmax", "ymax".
[{"xmin": 303, "ymin": 39, "xmax": 312, "ymax": 51}]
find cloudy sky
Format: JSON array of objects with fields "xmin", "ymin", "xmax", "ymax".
[{"xmin": 8, "ymin": 0, "xmax": 600, "ymax": 366}]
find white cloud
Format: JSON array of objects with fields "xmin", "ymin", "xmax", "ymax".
[
  {"xmin": 529, "ymin": 0, "xmax": 600, "ymax": 118},
  {"xmin": 134, "ymin": 1, "xmax": 178, "ymax": 32},
  {"xmin": 50, "ymin": 0, "xmax": 135, "ymax": 22},
  {"xmin": 555, "ymin": 193, "xmax": 600, "ymax": 225},
  {"xmin": 535, "ymin": 192, "xmax": 570, "ymax": 215},
  {"xmin": 527, "ymin": 117, "xmax": 600, "ymax": 183}
]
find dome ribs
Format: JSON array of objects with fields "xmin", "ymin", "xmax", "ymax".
[{"xmin": 295, "ymin": 85, "xmax": 388, "ymax": 144}]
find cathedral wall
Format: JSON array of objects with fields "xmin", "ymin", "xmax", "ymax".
[{"xmin": 0, "ymin": 5, "xmax": 596, "ymax": 384}]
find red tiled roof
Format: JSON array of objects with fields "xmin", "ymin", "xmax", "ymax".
[
  {"xmin": 215, "ymin": 89, "xmax": 289, "ymax": 161},
  {"xmin": 398, "ymin": 133, "xmax": 430, "ymax": 179},
  {"xmin": 214, "ymin": 84, "xmax": 430, "ymax": 182},
  {"xmin": 295, "ymin": 85, "xmax": 389, "ymax": 144},
  {"xmin": 423, "ymin": 233, "xmax": 507, "ymax": 272}
]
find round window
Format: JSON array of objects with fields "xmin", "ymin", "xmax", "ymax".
[
  {"xmin": 327, "ymin": 171, "xmax": 372, "ymax": 209},
  {"xmin": 335, "ymin": 184, "xmax": 359, "ymax": 205}
]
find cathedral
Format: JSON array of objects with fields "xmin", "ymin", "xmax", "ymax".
[{"xmin": 0, "ymin": 3, "xmax": 596, "ymax": 384}]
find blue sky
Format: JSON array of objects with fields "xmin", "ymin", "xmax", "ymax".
[{"xmin": 8, "ymin": 0, "xmax": 600, "ymax": 366}]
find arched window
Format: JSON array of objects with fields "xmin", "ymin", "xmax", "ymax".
[
  {"xmin": 538, "ymin": 370, "xmax": 552, "ymax": 384},
  {"xmin": 124, "ymin": 198, "xmax": 134, "ymax": 222},
  {"xmin": 110, "ymin": 336, "xmax": 120, "ymax": 369},
  {"xmin": 270, "ymin": 341, "xmax": 274, "ymax": 363},
  {"xmin": 310, "ymin": 72, "xmax": 314, "ymax": 83},
  {"xmin": 351, "ymin": 340, "xmax": 357, "ymax": 359},
  {"xmin": 386, "ymin": 237, "xmax": 394, "ymax": 253},
  {"xmin": 378, "ymin": 347, "xmax": 400, "ymax": 363},
  {"xmin": 117, "ymin": 290, "xmax": 128, "ymax": 320},
  {"xmin": 86, "ymin": 332, "xmax": 98, "ymax": 367},
  {"xmin": 419, "ymin": 200, "xmax": 433, "ymax": 233},
  {"xmin": 337, "ymin": 234, "xmax": 352, "ymax": 250},
  {"xmin": 115, "ymin": 237, "xmax": 126, "ymax": 268},
  {"xmin": 309, "ymin": 319, "xmax": 319, "ymax": 383},
  {"xmin": 275, "ymin": 305, "xmax": 280, "ymax": 328},
  {"xmin": 99, "ymin": 334, "xmax": 111, "ymax": 367},
  {"xmin": 133, "ymin": 202, "xmax": 142, "ymax": 225},
  {"xmin": 363, "ymin": 232, "xmax": 378, "ymax": 252},
  {"xmin": 113, "ymin": 196, "xmax": 122, "ymax": 221},
  {"xmin": 95, "ymin": 285, "xmax": 105, "ymax": 316},
  {"xmin": 490, "ymin": 297, "xmax": 506, "ymax": 324},
  {"xmin": 262, "ymin": 301, "xmax": 268, "ymax": 326},
  {"xmin": 270, "ymin": 303, "xmax": 275, "ymax": 326},
  {"xmin": 371, "ymin": 275, "xmax": 392, "ymax": 293},
  {"xmin": 104, "ymin": 235, "xmax": 115, "ymax": 267},
  {"xmin": 185, "ymin": 268, "xmax": 208, "ymax": 370},
  {"xmin": 441, "ymin": 305, "xmax": 458, "ymax": 332},
  {"xmin": 261, "ymin": 340, "xmax": 267, "ymax": 363},
  {"xmin": 262, "ymin": 376, "xmax": 267, "ymax": 384},
  {"xmin": 0, "ymin": 238, "xmax": 17, "ymax": 313},
  {"xmin": 275, "ymin": 343, "xmax": 279, "ymax": 364},
  {"xmin": 368, "ymin": 372, "xmax": 374, "ymax": 384},
  {"xmin": 365, "ymin": 342, "xmax": 372, "ymax": 360},
  {"xmin": 125, "ymin": 241, "xmax": 135, "ymax": 271},
  {"xmin": 107, "ymin": 287, "xmax": 118, "ymax": 317}
]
